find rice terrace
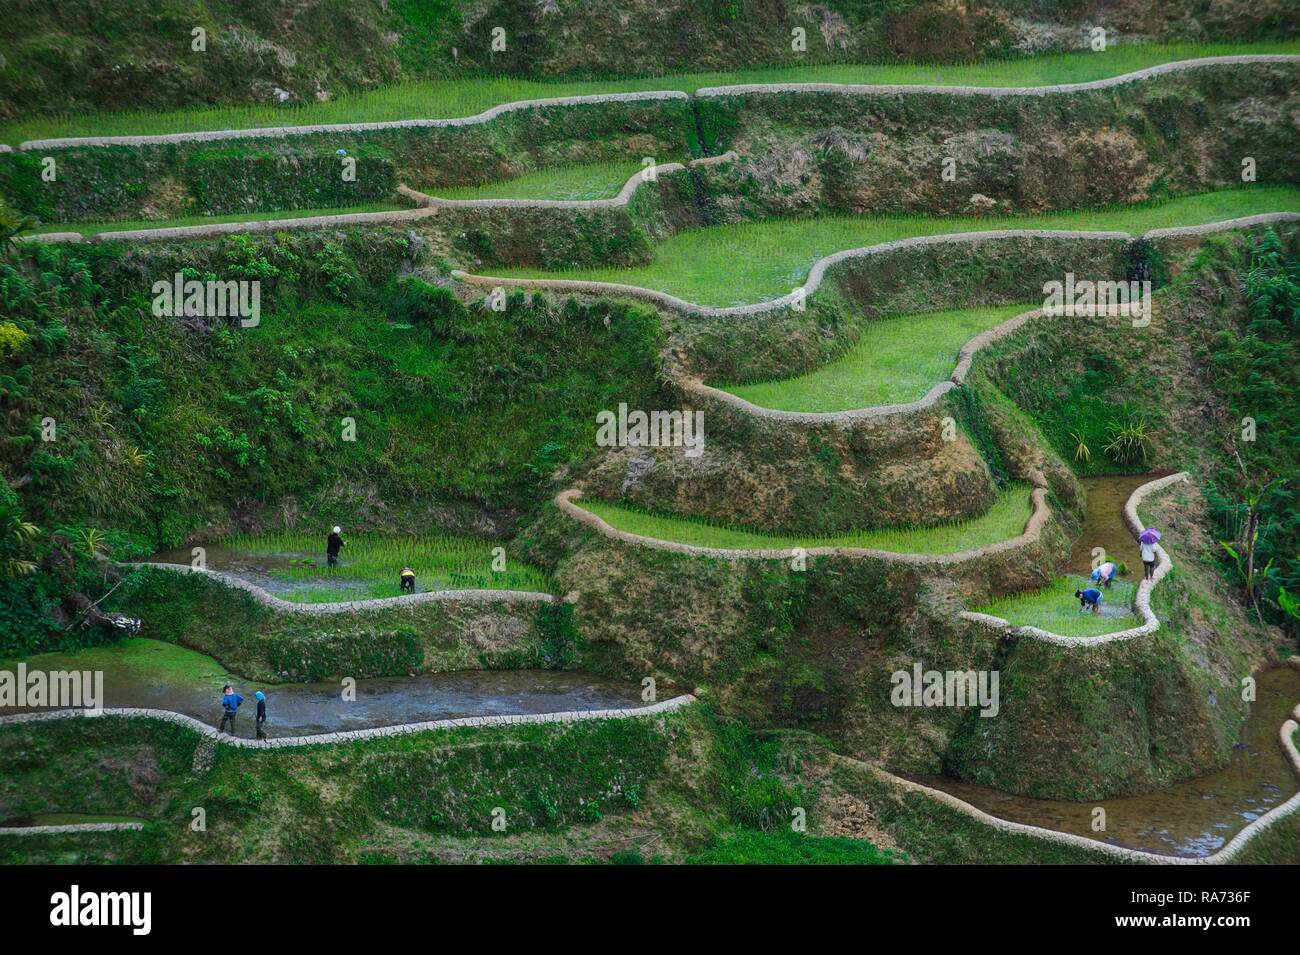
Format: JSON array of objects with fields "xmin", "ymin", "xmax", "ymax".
[{"xmin": 0, "ymin": 0, "xmax": 1298, "ymax": 916}]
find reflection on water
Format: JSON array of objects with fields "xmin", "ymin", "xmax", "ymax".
[
  {"xmin": 905, "ymin": 667, "xmax": 1300, "ymax": 857},
  {"xmin": 146, "ymin": 545, "xmax": 372, "ymax": 598},
  {"xmin": 1, "ymin": 640, "xmax": 653, "ymax": 739},
  {"xmin": 1066, "ymin": 474, "xmax": 1167, "ymax": 579}
]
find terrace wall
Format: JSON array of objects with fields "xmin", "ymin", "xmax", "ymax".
[
  {"xmin": 109, "ymin": 565, "xmax": 570, "ymax": 684},
  {"xmin": 0, "ymin": 93, "xmax": 697, "ymax": 222},
  {"xmin": 5, "ymin": 58, "xmax": 1296, "ymax": 257}
]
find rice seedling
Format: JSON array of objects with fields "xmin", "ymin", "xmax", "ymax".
[
  {"xmin": 974, "ymin": 575, "xmax": 1140, "ymax": 638},
  {"xmin": 495, "ymin": 186, "xmax": 1300, "ymax": 306},
  {"xmin": 717, "ymin": 303, "xmax": 1032, "ymax": 411},
  {"xmin": 577, "ymin": 483, "xmax": 1034, "ymax": 555},
  {"xmin": 426, "ymin": 159, "xmax": 650, "ymax": 202},
  {"xmin": 215, "ymin": 531, "xmax": 550, "ymax": 603}
]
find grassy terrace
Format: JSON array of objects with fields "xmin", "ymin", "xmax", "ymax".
[
  {"xmin": 212, "ymin": 531, "xmax": 550, "ymax": 602},
  {"xmin": 27, "ymin": 201, "xmax": 412, "ymax": 236},
  {"xmin": 495, "ymin": 186, "xmax": 1300, "ymax": 306},
  {"xmin": 3, "ymin": 42, "xmax": 1296, "ymax": 144},
  {"xmin": 974, "ymin": 575, "xmax": 1140, "ymax": 637},
  {"xmin": 2, "ymin": 638, "xmax": 229, "ymax": 690},
  {"xmin": 577, "ymin": 483, "xmax": 1034, "ymax": 554},
  {"xmin": 427, "ymin": 160, "xmax": 648, "ymax": 201},
  {"xmin": 719, "ymin": 303, "xmax": 1033, "ymax": 411}
]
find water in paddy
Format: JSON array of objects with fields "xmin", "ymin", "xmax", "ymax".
[
  {"xmin": 0, "ymin": 639, "xmax": 651, "ymax": 739},
  {"xmin": 1065, "ymin": 473, "xmax": 1168, "ymax": 578},
  {"xmin": 147, "ymin": 544, "xmax": 372, "ymax": 598},
  {"xmin": 905, "ymin": 666, "xmax": 1300, "ymax": 858}
]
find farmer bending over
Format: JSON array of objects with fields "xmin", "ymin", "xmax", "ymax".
[
  {"xmin": 1090, "ymin": 561, "xmax": 1118, "ymax": 588},
  {"xmin": 1075, "ymin": 588, "xmax": 1103, "ymax": 615},
  {"xmin": 400, "ymin": 567, "xmax": 416, "ymax": 593}
]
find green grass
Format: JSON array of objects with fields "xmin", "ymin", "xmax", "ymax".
[
  {"xmin": 1, "ymin": 637, "xmax": 230, "ymax": 685},
  {"xmin": 28, "ymin": 201, "xmax": 411, "ymax": 236},
  {"xmin": 4, "ymin": 41, "xmax": 1295, "ymax": 143},
  {"xmin": 218, "ymin": 531, "xmax": 551, "ymax": 602},
  {"xmin": 577, "ymin": 483, "xmax": 1034, "ymax": 554},
  {"xmin": 719, "ymin": 303, "xmax": 1033, "ymax": 411},
  {"xmin": 427, "ymin": 160, "xmax": 647, "ymax": 201},
  {"xmin": 687, "ymin": 828, "xmax": 901, "ymax": 864},
  {"xmin": 494, "ymin": 186, "xmax": 1300, "ymax": 306},
  {"xmin": 974, "ymin": 575, "xmax": 1140, "ymax": 637}
]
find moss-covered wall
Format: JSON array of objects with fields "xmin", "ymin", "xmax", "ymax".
[
  {"xmin": 102, "ymin": 567, "xmax": 569, "ymax": 683},
  {"xmin": 0, "ymin": 707, "xmax": 703, "ymax": 863},
  {"xmin": 0, "ymin": 96, "xmax": 698, "ymax": 222},
  {"xmin": 696, "ymin": 62, "xmax": 1300, "ymax": 218}
]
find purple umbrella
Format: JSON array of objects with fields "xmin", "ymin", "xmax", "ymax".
[{"xmin": 1138, "ymin": 528, "xmax": 1161, "ymax": 545}]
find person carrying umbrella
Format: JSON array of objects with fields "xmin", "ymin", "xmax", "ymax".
[{"xmin": 1139, "ymin": 528, "xmax": 1161, "ymax": 580}]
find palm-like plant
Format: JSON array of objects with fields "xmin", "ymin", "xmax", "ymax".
[
  {"xmin": 1069, "ymin": 430, "xmax": 1091, "ymax": 464},
  {"xmin": 0, "ymin": 511, "xmax": 41, "ymax": 578},
  {"xmin": 66, "ymin": 526, "xmax": 107, "ymax": 561}
]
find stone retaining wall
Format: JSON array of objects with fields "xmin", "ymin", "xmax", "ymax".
[
  {"xmin": 24, "ymin": 154, "xmax": 737, "ymax": 265},
  {"xmin": 960, "ymin": 472, "xmax": 1189, "ymax": 646},
  {"xmin": 0, "ymin": 822, "xmax": 144, "ymax": 836},
  {"xmin": 121, "ymin": 561, "xmax": 554, "ymax": 615},
  {"xmin": 694, "ymin": 54, "xmax": 1300, "ymax": 102},
  {"xmin": 13, "ymin": 54, "xmax": 1294, "ymax": 237},
  {"xmin": 866, "ymin": 656, "xmax": 1300, "ymax": 864},
  {"xmin": 684, "ymin": 306, "xmax": 1048, "ymax": 423},
  {"xmin": 14, "ymin": 91, "xmax": 693, "ymax": 151},
  {"xmin": 456, "ymin": 215, "xmax": 1300, "ymax": 316},
  {"xmin": 554, "ymin": 469, "xmax": 1050, "ymax": 566},
  {"xmin": 0, "ymin": 694, "xmax": 696, "ymax": 750},
  {"xmin": 16, "ymin": 56, "xmax": 1293, "ymax": 153},
  {"xmin": 406, "ymin": 153, "xmax": 735, "ymax": 211}
]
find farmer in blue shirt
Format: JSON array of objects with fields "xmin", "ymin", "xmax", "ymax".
[
  {"xmin": 1075, "ymin": 588, "xmax": 1103, "ymax": 614},
  {"xmin": 1090, "ymin": 561, "xmax": 1118, "ymax": 588},
  {"xmin": 219, "ymin": 684, "xmax": 244, "ymax": 734}
]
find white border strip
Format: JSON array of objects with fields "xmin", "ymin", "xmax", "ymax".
[
  {"xmin": 961, "ymin": 472, "xmax": 1189, "ymax": 646},
  {"xmin": 16, "ymin": 91, "xmax": 692, "ymax": 150},
  {"xmin": 555, "ymin": 470, "xmax": 1050, "ymax": 564},
  {"xmin": 0, "ymin": 822, "xmax": 144, "ymax": 836},
  {"xmin": 124, "ymin": 561, "xmax": 554, "ymax": 615},
  {"xmin": 24, "ymin": 153, "xmax": 736, "ymax": 245},
  {"xmin": 0, "ymin": 694, "xmax": 696, "ymax": 750},
  {"xmin": 697, "ymin": 54, "xmax": 1300, "ymax": 100},
  {"xmin": 454, "ymin": 213, "xmax": 1300, "ymax": 317},
  {"xmin": 866, "ymin": 658, "xmax": 1300, "ymax": 863},
  {"xmin": 14, "ymin": 55, "xmax": 1296, "ymax": 151},
  {"xmin": 405, "ymin": 152, "xmax": 735, "ymax": 211},
  {"xmin": 689, "ymin": 306, "xmax": 1046, "ymax": 422}
]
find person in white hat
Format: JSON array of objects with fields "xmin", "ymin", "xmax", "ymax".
[{"xmin": 326, "ymin": 526, "xmax": 345, "ymax": 567}]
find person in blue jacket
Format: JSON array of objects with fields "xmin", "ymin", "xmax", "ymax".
[
  {"xmin": 1075, "ymin": 588, "xmax": 1103, "ymax": 615},
  {"xmin": 219, "ymin": 684, "xmax": 244, "ymax": 734}
]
